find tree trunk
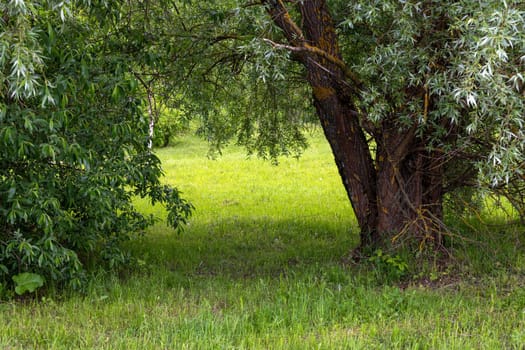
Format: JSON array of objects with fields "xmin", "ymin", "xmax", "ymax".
[
  {"xmin": 375, "ymin": 126, "xmax": 445, "ymax": 248},
  {"xmin": 312, "ymin": 85, "xmax": 380, "ymax": 247},
  {"xmin": 264, "ymin": 0, "xmax": 446, "ymax": 252}
]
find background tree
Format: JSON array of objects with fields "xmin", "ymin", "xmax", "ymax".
[{"xmin": 111, "ymin": 0, "xmax": 316, "ymax": 159}]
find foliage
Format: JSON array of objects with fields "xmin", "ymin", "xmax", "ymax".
[
  {"xmin": 335, "ymin": 0, "xmax": 525, "ymax": 235},
  {"xmin": 326, "ymin": 1, "xmax": 524, "ymax": 185},
  {"xmin": 0, "ymin": 0, "xmax": 192, "ymax": 293},
  {"xmin": 325, "ymin": 0, "xmax": 525, "ymax": 175},
  {"xmin": 152, "ymin": 107, "xmax": 190, "ymax": 148},
  {"xmin": 109, "ymin": 0, "xmax": 316, "ymax": 160},
  {"xmin": 368, "ymin": 249, "xmax": 409, "ymax": 282},
  {"xmin": 12, "ymin": 272, "xmax": 44, "ymax": 295}
]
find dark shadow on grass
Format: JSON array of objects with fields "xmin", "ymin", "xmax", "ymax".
[
  {"xmin": 127, "ymin": 213, "xmax": 525, "ymax": 292},
  {"xmin": 129, "ymin": 217, "xmax": 358, "ymax": 279}
]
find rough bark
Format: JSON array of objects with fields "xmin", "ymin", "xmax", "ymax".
[
  {"xmin": 376, "ymin": 128, "xmax": 445, "ymax": 248},
  {"xmin": 263, "ymin": 0, "xmax": 446, "ymax": 251},
  {"xmin": 296, "ymin": 0, "xmax": 379, "ymax": 245}
]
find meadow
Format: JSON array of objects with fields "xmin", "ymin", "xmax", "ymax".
[{"xmin": 1, "ymin": 132, "xmax": 525, "ymax": 349}]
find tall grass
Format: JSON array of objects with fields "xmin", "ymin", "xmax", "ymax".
[{"xmin": 1, "ymin": 131, "xmax": 525, "ymax": 349}]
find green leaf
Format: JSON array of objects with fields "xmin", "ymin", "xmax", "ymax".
[
  {"xmin": 2, "ymin": 126, "xmax": 15, "ymax": 144},
  {"xmin": 12, "ymin": 273, "xmax": 45, "ymax": 295},
  {"xmin": 23, "ymin": 116, "xmax": 33, "ymax": 132},
  {"xmin": 41, "ymin": 143, "xmax": 56, "ymax": 161},
  {"xmin": 111, "ymin": 85, "xmax": 122, "ymax": 101}
]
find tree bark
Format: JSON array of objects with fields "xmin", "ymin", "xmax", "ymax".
[
  {"xmin": 376, "ymin": 128, "xmax": 445, "ymax": 248},
  {"xmin": 263, "ymin": 0, "xmax": 446, "ymax": 251},
  {"xmin": 296, "ymin": 1, "xmax": 380, "ymax": 245}
]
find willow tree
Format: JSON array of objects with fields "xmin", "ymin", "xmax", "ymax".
[
  {"xmin": 105, "ymin": 0, "xmax": 523, "ymax": 254},
  {"xmin": 245, "ymin": 0, "xmax": 525, "ymax": 251},
  {"xmin": 166, "ymin": 0, "xmax": 519, "ymax": 253}
]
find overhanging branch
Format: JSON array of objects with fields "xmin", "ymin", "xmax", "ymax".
[{"xmin": 262, "ymin": 38, "xmax": 363, "ymax": 89}]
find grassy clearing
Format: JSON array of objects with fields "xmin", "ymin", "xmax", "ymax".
[{"xmin": 2, "ymin": 132, "xmax": 525, "ymax": 349}]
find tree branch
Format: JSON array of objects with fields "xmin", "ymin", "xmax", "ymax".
[
  {"xmin": 264, "ymin": 0, "xmax": 304, "ymax": 44},
  {"xmin": 262, "ymin": 38, "xmax": 363, "ymax": 89}
]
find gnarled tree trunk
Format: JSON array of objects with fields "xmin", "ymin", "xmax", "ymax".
[{"xmin": 264, "ymin": 0, "xmax": 446, "ymax": 252}]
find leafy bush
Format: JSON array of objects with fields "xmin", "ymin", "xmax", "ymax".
[
  {"xmin": 369, "ymin": 249, "xmax": 409, "ymax": 282},
  {"xmin": 153, "ymin": 107, "xmax": 190, "ymax": 148},
  {"xmin": 0, "ymin": 1, "xmax": 192, "ymax": 295}
]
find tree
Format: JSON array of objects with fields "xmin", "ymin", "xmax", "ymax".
[
  {"xmin": 178, "ymin": 0, "xmax": 524, "ymax": 253},
  {"xmin": 115, "ymin": 0, "xmax": 316, "ymax": 160},
  {"xmin": 251, "ymin": 0, "xmax": 525, "ymax": 252},
  {"xmin": 0, "ymin": 0, "xmax": 192, "ymax": 292},
  {"xmin": 36, "ymin": 0, "xmax": 520, "ymax": 258}
]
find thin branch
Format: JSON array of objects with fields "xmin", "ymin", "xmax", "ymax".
[
  {"xmin": 171, "ymin": 0, "xmax": 188, "ymax": 32},
  {"xmin": 262, "ymin": 38, "xmax": 363, "ymax": 89}
]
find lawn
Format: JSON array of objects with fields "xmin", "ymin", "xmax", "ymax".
[{"xmin": 1, "ymin": 131, "xmax": 525, "ymax": 349}]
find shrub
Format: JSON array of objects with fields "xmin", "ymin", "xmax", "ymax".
[{"xmin": 0, "ymin": 1, "xmax": 192, "ymax": 295}]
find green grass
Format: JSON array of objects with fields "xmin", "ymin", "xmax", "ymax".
[{"xmin": 2, "ymin": 132, "xmax": 525, "ymax": 349}]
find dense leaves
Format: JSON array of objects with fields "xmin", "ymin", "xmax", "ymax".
[
  {"xmin": 340, "ymin": 0, "xmax": 524, "ymax": 185},
  {"xmin": 0, "ymin": 1, "xmax": 192, "ymax": 293},
  {"xmin": 113, "ymin": 0, "xmax": 315, "ymax": 160}
]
